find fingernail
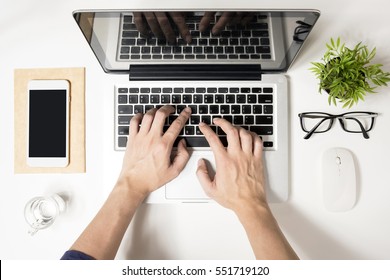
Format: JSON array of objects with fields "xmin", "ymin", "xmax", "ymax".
[
  {"xmin": 197, "ymin": 158, "xmax": 204, "ymax": 166},
  {"xmin": 199, "ymin": 122, "xmax": 205, "ymax": 127},
  {"xmin": 184, "ymin": 107, "xmax": 192, "ymax": 113}
]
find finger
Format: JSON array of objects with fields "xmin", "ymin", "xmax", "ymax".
[
  {"xmin": 239, "ymin": 127, "xmax": 254, "ymax": 155},
  {"xmin": 155, "ymin": 12, "xmax": 176, "ymax": 44},
  {"xmin": 196, "ymin": 158, "xmax": 214, "ymax": 198},
  {"xmin": 150, "ymin": 105, "xmax": 175, "ymax": 133},
  {"xmin": 241, "ymin": 12, "xmax": 255, "ymax": 25},
  {"xmin": 170, "ymin": 12, "xmax": 191, "ymax": 43},
  {"xmin": 138, "ymin": 108, "xmax": 158, "ymax": 134},
  {"xmin": 212, "ymin": 12, "xmax": 235, "ymax": 35},
  {"xmin": 231, "ymin": 12, "xmax": 244, "ymax": 25},
  {"xmin": 169, "ymin": 139, "xmax": 190, "ymax": 178},
  {"xmin": 143, "ymin": 12, "xmax": 165, "ymax": 39},
  {"xmin": 252, "ymin": 132, "xmax": 263, "ymax": 159},
  {"xmin": 198, "ymin": 122, "xmax": 226, "ymax": 156},
  {"xmin": 199, "ymin": 12, "xmax": 215, "ymax": 32},
  {"xmin": 134, "ymin": 12, "xmax": 150, "ymax": 37},
  {"xmin": 213, "ymin": 118, "xmax": 241, "ymax": 151},
  {"xmin": 129, "ymin": 113, "xmax": 143, "ymax": 137},
  {"xmin": 163, "ymin": 107, "xmax": 191, "ymax": 143}
]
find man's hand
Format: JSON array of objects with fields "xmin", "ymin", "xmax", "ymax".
[
  {"xmin": 134, "ymin": 12, "xmax": 191, "ymax": 44},
  {"xmin": 196, "ymin": 118, "xmax": 266, "ymax": 212},
  {"xmin": 117, "ymin": 106, "xmax": 191, "ymax": 200}
]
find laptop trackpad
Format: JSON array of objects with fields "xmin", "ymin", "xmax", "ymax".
[{"xmin": 165, "ymin": 152, "xmax": 215, "ymax": 200}]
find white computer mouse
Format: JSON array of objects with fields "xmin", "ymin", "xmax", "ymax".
[{"xmin": 322, "ymin": 148, "xmax": 356, "ymax": 212}]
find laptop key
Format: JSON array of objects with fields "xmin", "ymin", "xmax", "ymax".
[
  {"xmin": 185, "ymin": 88, "xmax": 195, "ymax": 93},
  {"xmin": 183, "ymin": 95, "xmax": 192, "ymax": 103},
  {"xmin": 247, "ymin": 94, "xmax": 257, "ymax": 103},
  {"xmin": 188, "ymin": 105, "xmax": 197, "ymax": 114},
  {"xmin": 202, "ymin": 116, "xmax": 211, "ymax": 125},
  {"xmin": 250, "ymin": 126, "xmax": 273, "ymax": 135},
  {"xmin": 140, "ymin": 95, "xmax": 149, "ymax": 104},
  {"xmin": 244, "ymin": 116, "xmax": 254, "ymax": 125},
  {"xmin": 258, "ymin": 94, "xmax": 273, "ymax": 103},
  {"xmin": 242, "ymin": 105, "xmax": 251, "ymax": 114},
  {"xmin": 256, "ymin": 116, "xmax": 273, "ymax": 124},
  {"xmin": 172, "ymin": 95, "xmax": 181, "ymax": 104},
  {"xmin": 215, "ymin": 94, "xmax": 224, "ymax": 103},
  {"xmin": 263, "ymin": 141, "xmax": 274, "ymax": 148},
  {"xmin": 174, "ymin": 136, "xmax": 228, "ymax": 147},
  {"xmin": 226, "ymin": 95, "xmax": 235, "ymax": 103},
  {"xmin": 236, "ymin": 95, "xmax": 246, "ymax": 103},
  {"xmin": 185, "ymin": 126, "xmax": 195, "ymax": 135},
  {"xmin": 128, "ymin": 95, "xmax": 138, "ymax": 103},
  {"xmin": 118, "ymin": 95, "xmax": 128, "ymax": 104},
  {"xmin": 209, "ymin": 105, "xmax": 219, "ymax": 114},
  {"xmin": 233, "ymin": 116, "xmax": 244, "ymax": 125},
  {"xmin": 193, "ymin": 95, "xmax": 203, "ymax": 103},
  {"xmin": 118, "ymin": 116, "xmax": 132, "ymax": 125},
  {"xmin": 253, "ymin": 105, "xmax": 262, "ymax": 114},
  {"xmin": 204, "ymin": 95, "xmax": 213, "ymax": 103},
  {"xmin": 118, "ymin": 137, "xmax": 128, "ymax": 148},
  {"xmin": 129, "ymin": 88, "xmax": 139, "ymax": 93},
  {"xmin": 118, "ymin": 126, "xmax": 129, "ymax": 135},
  {"xmin": 150, "ymin": 95, "xmax": 160, "ymax": 103},
  {"xmin": 264, "ymin": 105, "xmax": 273, "ymax": 114},
  {"xmin": 198, "ymin": 105, "xmax": 208, "ymax": 114},
  {"xmin": 134, "ymin": 105, "xmax": 144, "ymax": 114},
  {"xmin": 220, "ymin": 105, "xmax": 230, "ymax": 114},
  {"xmin": 231, "ymin": 105, "xmax": 241, "ymax": 114},
  {"xmin": 174, "ymin": 88, "xmax": 184, "ymax": 93}
]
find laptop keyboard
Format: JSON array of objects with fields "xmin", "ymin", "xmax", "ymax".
[
  {"xmin": 115, "ymin": 82, "xmax": 276, "ymax": 150},
  {"xmin": 118, "ymin": 13, "xmax": 272, "ymax": 61}
]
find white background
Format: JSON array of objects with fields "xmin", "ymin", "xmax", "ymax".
[{"xmin": 1, "ymin": 0, "xmax": 390, "ymax": 260}]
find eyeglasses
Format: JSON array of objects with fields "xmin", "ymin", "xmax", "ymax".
[{"xmin": 298, "ymin": 111, "xmax": 378, "ymax": 139}]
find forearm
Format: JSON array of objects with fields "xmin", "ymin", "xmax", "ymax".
[
  {"xmin": 235, "ymin": 203, "xmax": 299, "ymax": 260},
  {"xmin": 70, "ymin": 181, "xmax": 145, "ymax": 260}
]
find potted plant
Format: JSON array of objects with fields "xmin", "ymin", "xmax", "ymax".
[{"xmin": 310, "ymin": 37, "xmax": 390, "ymax": 108}]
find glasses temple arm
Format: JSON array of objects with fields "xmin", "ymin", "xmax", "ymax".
[
  {"xmin": 343, "ymin": 118, "xmax": 370, "ymax": 139},
  {"xmin": 303, "ymin": 118, "xmax": 329, "ymax": 140}
]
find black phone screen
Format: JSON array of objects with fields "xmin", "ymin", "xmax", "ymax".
[{"xmin": 28, "ymin": 90, "xmax": 67, "ymax": 157}]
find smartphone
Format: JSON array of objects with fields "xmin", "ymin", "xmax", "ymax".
[{"xmin": 27, "ymin": 80, "xmax": 70, "ymax": 167}]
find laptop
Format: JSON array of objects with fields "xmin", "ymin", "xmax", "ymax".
[{"xmin": 73, "ymin": 9, "xmax": 320, "ymax": 203}]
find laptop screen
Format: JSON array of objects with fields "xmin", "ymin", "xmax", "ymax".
[{"xmin": 73, "ymin": 10, "xmax": 320, "ymax": 74}]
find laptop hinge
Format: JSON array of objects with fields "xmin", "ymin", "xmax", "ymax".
[{"xmin": 129, "ymin": 64, "xmax": 262, "ymax": 81}]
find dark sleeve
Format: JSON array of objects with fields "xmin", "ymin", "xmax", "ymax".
[{"xmin": 60, "ymin": 250, "xmax": 95, "ymax": 260}]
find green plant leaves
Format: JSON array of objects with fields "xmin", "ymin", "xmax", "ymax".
[{"xmin": 310, "ymin": 37, "xmax": 390, "ymax": 107}]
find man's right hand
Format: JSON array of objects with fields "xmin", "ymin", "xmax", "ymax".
[{"xmin": 196, "ymin": 118, "xmax": 267, "ymax": 213}]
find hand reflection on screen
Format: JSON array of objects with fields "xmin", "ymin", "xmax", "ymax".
[
  {"xmin": 134, "ymin": 12, "xmax": 191, "ymax": 44},
  {"xmin": 133, "ymin": 12, "xmax": 255, "ymax": 44},
  {"xmin": 200, "ymin": 12, "xmax": 255, "ymax": 35}
]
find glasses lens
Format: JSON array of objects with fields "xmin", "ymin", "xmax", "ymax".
[
  {"xmin": 301, "ymin": 113, "xmax": 332, "ymax": 133},
  {"xmin": 340, "ymin": 113, "xmax": 375, "ymax": 132}
]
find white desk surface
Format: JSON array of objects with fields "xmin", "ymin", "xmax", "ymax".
[{"xmin": 1, "ymin": 0, "xmax": 390, "ymax": 260}]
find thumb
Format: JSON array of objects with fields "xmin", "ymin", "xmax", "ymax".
[
  {"xmin": 196, "ymin": 158, "xmax": 214, "ymax": 197},
  {"xmin": 170, "ymin": 138, "xmax": 190, "ymax": 177}
]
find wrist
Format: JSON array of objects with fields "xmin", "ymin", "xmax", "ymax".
[
  {"xmin": 233, "ymin": 200, "xmax": 273, "ymax": 225},
  {"xmin": 113, "ymin": 178, "xmax": 147, "ymax": 208}
]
